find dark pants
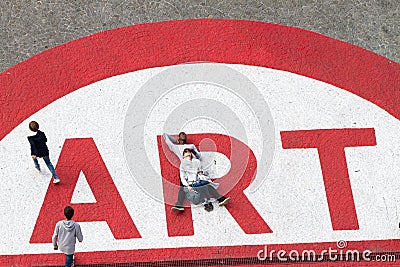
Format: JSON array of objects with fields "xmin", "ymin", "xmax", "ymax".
[
  {"xmin": 65, "ymin": 254, "xmax": 73, "ymax": 267},
  {"xmin": 176, "ymin": 178, "xmax": 223, "ymax": 207},
  {"xmin": 192, "ymin": 180, "xmax": 211, "ymax": 203},
  {"xmin": 33, "ymin": 155, "xmax": 59, "ymax": 180}
]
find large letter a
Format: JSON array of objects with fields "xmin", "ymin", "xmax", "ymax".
[{"xmin": 30, "ymin": 138, "xmax": 141, "ymax": 243}]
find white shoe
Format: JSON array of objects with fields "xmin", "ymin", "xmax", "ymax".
[
  {"xmin": 53, "ymin": 178, "xmax": 60, "ymax": 184},
  {"xmin": 171, "ymin": 206, "xmax": 184, "ymax": 212},
  {"xmin": 218, "ymin": 197, "xmax": 230, "ymax": 206}
]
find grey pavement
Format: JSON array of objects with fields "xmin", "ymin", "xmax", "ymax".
[{"xmin": 0, "ymin": 0, "xmax": 398, "ymax": 73}]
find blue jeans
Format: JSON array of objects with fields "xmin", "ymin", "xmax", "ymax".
[
  {"xmin": 191, "ymin": 180, "xmax": 211, "ymax": 203},
  {"xmin": 33, "ymin": 155, "xmax": 59, "ymax": 180},
  {"xmin": 65, "ymin": 254, "xmax": 74, "ymax": 267}
]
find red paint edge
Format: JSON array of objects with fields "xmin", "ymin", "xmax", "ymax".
[
  {"xmin": 2, "ymin": 239, "xmax": 400, "ymax": 265},
  {"xmin": 0, "ymin": 19, "xmax": 399, "ymax": 265},
  {"xmin": 0, "ymin": 19, "xmax": 399, "ymax": 141}
]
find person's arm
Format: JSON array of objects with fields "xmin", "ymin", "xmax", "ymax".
[
  {"xmin": 163, "ymin": 133, "xmax": 177, "ymax": 149},
  {"xmin": 28, "ymin": 136, "xmax": 37, "ymax": 156},
  {"xmin": 180, "ymin": 164, "xmax": 190, "ymax": 187},
  {"xmin": 42, "ymin": 131, "xmax": 47, "ymax": 143},
  {"xmin": 163, "ymin": 133, "xmax": 182, "ymax": 158},
  {"xmin": 76, "ymin": 224, "xmax": 83, "ymax": 242},
  {"xmin": 196, "ymin": 159, "xmax": 204, "ymax": 173},
  {"xmin": 52, "ymin": 223, "xmax": 59, "ymax": 250},
  {"xmin": 191, "ymin": 145, "xmax": 202, "ymax": 159},
  {"xmin": 196, "ymin": 160, "xmax": 206, "ymax": 176}
]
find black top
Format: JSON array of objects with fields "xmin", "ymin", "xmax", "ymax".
[{"xmin": 28, "ymin": 130, "xmax": 49, "ymax": 157}]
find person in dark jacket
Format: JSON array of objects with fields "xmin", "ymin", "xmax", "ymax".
[{"xmin": 27, "ymin": 121, "xmax": 60, "ymax": 184}]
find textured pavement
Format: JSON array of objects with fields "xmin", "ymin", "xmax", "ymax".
[
  {"xmin": 0, "ymin": 1, "xmax": 399, "ymax": 266},
  {"xmin": 0, "ymin": 0, "xmax": 399, "ymax": 73}
]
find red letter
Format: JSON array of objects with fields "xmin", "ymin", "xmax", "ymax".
[
  {"xmin": 30, "ymin": 138, "xmax": 141, "ymax": 243},
  {"xmin": 280, "ymin": 128, "xmax": 376, "ymax": 230},
  {"xmin": 158, "ymin": 133, "xmax": 273, "ymax": 236}
]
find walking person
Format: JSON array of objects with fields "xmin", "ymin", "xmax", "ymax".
[
  {"xmin": 52, "ymin": 206, "xmax": 83, "ymax": 267},
  {"xmin": 27, "ymin": 121, "xmax": 60, "ymax": 183}
]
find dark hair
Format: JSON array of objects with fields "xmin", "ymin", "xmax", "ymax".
[
  {"xmin": 178, "ymin": 132, "xmax": 186, "ymax": 140},
  {"xmin": 64, "ymin": 206, "xmax": 74, "ymax": 220},
  {"xmin": 29, "ymin": 121, "xmax": 39, "ymax": 132},
  {"xmin": 182, "ymin": 148, "xmax": 193, "ymax": 158},
  {"xmin": 178, "ymin": 132, "xmax": 187, "ymax": 144}
]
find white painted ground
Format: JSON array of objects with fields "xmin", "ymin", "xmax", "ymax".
[{"xmin": 1, "ymin": 63, "xmax": 399, "ymax": 255}]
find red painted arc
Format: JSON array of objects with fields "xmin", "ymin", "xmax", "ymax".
[
  {"xmin": 0, "ymin": 19, "xmax": 399, "ymax": 142},
  {"xmin": 1, "ymin": 19, "xmax": 400, "ymax": 266}
]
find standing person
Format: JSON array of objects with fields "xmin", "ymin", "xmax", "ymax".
[
  {"xmin": 163, "ymin": 132, "xmax": 230, "ymax": 212},
  {"xmin": 27, "ymin": 121, "xmax": 60, "ymax": 184},
  {"xmin": 52, "ymin": 206, "xmax": 83, "ymax": 267}
]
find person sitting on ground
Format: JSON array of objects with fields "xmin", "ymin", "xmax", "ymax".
[
  {"xmin": 180, "ymin": 148, "xmax": 214, "ymax": 212},
  {"xmin": 163, "ymin": 132, "xmax": 230, "ymax": 212}
]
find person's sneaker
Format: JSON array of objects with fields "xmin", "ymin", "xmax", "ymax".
[
  {"xmin": 203, "ymin": 203, "xmax": 210, "ymax": 212},
  {"xmin": 53, "ymin": 178, "xmax": 61, "ymax": 184},
  {"xmin": 208, "ymin": 202, "xmax": 214, "ymax": 211},
  {"xmin": 218, "ymin": 197, "xmax": 230, "ymax": 206},
  {"xmin": 171, "ymin": 206, "xmax": 184, "ymax": 212},
  {"xmin": 204, "ymin": 203, "xmax": 213, "ymax": 212},
  {"xmin": 217, "ymin": 196, "xmax": 226, "ymax": 202}
]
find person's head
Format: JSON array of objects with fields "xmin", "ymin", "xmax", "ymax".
[
  {"xmin": 177, "ymin": 132, "xmax": 187, "ymax": 144},
  {"xmin": 183, "ymin": 148, "xmax": 193, "ymax": 160},
  {"xmin": 64, "ymin": 206, "xmax": 74, "ymax": 220},
  {"xmin": 29, "ymin": 121, "xmax": 39, "ymax": 132}
]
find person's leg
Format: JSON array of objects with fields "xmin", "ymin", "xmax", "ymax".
[
  {"xmin": 200, "ymin": 181, "xmax": 213, "ymax": 211},
  {"xmin": 207, "ymin": 185, "xmax": 230, "ymax": 206},
  {"xmin": 195, "ymin": 186, "xmax": 208, "ymax": 208},
  {"xmin": 193, "ymin": 181, "xmax": 213, "ymax": 212},
  {"xmin": 172, "ymin": 176, "xmax": 185, "ymax": 212},
  {"xmin": 32, "ymin": 158, "xmax": 40, "ymax": 171},
  {"xmin": 65, "ymin": 254, "xmax": 74, "ymax": 267},
  {"xmin": 199, "ymin": 181, "xmax": 211, "ymax": 202},
  {"xmin": 195, "ymin": 186, "xmax": 206, "ymax": 203},
  {"xmin": 208, "ymin": 185, "xmax": 222, "ymax": 199},
  {"xmin": 43, "ymin": 156, "xmax": 60, "ymax": 181},
  {"xmin": 172, "ymin": 186, "xmax": 185, "ymax": 211},
  {"xmin": 176, "ymin": 186, "xmax": 186, "ymax": 207}
]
